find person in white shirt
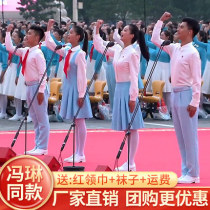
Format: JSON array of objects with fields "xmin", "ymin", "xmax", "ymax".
[
  {"xmin": 5, "ymin": 24, "xmax": 50, "ymax": 155},
  {"xmin": 94, "ymin": 20, "xmax": 149, "ymax": 171},
  {"xmin": 151, "ymin": 12, "xmax": 201, "ymax": 184}
]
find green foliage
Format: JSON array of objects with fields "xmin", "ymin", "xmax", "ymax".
[{"xmin": 17, "ymin": 0, "xmax": 57, "ymax": 21}]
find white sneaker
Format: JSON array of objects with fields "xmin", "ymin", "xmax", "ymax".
[
  {"xmin": 27, "ymin": 116, "xmax": 32, "ymax": 123},
  {"xmin": 9, "ymin": 114, "xmax": 23, "ymax": 121},
  {"xmin": 0, "ymin": 113, "xmax": 8, "ymax": 119},
  {"xmin": 64, "ymin": 154, "xmax": 86, "ymax": 163},
  {"xmin": 198, "ymin": 109, "xmax": 208, "ymax": 119},
  {"xmin": 26, "ymin": 148, "xmax": 48, "ymax": 155},
  {"xmin": 178, "ymin": 175, "xmax": 186, "ymax": 183},
  {"xmin": 178, "ymin": 175, "xmax": 200, "ymax": 184},
  {"xmin": 115, "ymin": 162, "xmax": 136, "ymax": 171},
  {"xmin": 25, "ymin": 147, "xmax": 36, "ymax": 154}
]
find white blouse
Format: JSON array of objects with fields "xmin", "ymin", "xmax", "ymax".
[{"xmin": 94, "ymin": 34, "xmax": 140, "ymax": 101}]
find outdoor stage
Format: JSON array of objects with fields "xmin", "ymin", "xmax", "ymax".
[{"xmin": 0, "ymin": 128, "xmax": 209, "ymax": 187}]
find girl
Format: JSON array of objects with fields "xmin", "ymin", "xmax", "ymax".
[
  {"xmin": 94, "ymin": 20, "xmax": 149, "ymax": 171},
  {"xmin": 145, "ymin": 29, "xmax": 172, "ymax": 113},
  {"xmin": 0, "ymin": 29, "xmax": 22, "ymax": 120},
  {"xmin": 0, "ymin": 30, "xmax": 8, "ymax": 118},
  {"xmin": 9, "ymin": 30, "xmax": 25, "ymax": 121},
  {"xmin": 45, "ymin": 19, "xmax": 92, "ymax": 163}
]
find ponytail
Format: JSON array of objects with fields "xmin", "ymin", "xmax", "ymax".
[
  {"xmin": 138, "ymin": 30, "xmax": 150, "ymax": 62},
  {"xmin": 129, "ymin": 24, "xmax": 150, "ymax": 62},
  {"xmin": 82, "ymin": 30, "xmax": 88, "ymax": 54}
]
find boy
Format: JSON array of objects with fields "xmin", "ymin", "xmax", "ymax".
[{"xmin": 5, "ymin": 24, "xmax": 50, "ymax": 155}]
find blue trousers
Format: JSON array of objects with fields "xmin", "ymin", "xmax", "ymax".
[
  {"xmin": 171, "ymin": 87, "xmax": 199, "ymax": 177},
  {"xmin": 26, "ymin": 83, "xmax": 50, "ymax": 149}
]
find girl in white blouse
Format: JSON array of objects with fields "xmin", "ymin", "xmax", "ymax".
[{"xmin": 94, "ymin": 20, "xmax": 149, "ymax": 171}]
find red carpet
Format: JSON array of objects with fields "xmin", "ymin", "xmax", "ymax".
[{"xmin": 0, "ymin": 128, "xmax": 209, "ymax": 187}]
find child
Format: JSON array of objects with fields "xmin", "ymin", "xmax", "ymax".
[
  {"xmin": 45, "ymin": 19, "xmax": 92, "ymax": 163},
  {"xmin": 5, "ymin": 24, "xmax": 50, "ymax": 155}
]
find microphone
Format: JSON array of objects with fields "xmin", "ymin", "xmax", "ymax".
[
  {"xmin": 161, "ymin": 40, "xmax": 171, "ymax": 46},
  {"xmin": 55, "ymin": 45, "xmax": 63, "ymax": 50},
  {"xmin": 16, "ymin": 43, "xmax": 23, "ymax": 48},
  {"xmin": 107, "ymin": 41, "xmax": 115, "ymax": 48}
]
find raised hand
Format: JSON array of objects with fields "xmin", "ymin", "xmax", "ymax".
[
  {"xmin": 160, "ymin": 12, "xmax": 172, "ymax": 22},
  {"xmin": 96, "ymin": 19, "xmax": 103, "ymax": 34},
  {"xmin": 116, "ymin": 21, "xmax": 123, "ymax": 29},
  {"xmin": 7, "ymin": 24, "xmax": 14, "ymax": 32},
  {"xmin": 47, "ymin": 19, "xmax": 55, "ymax": 31}
]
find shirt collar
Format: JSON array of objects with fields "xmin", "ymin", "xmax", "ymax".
[
  {"xmin": 71, "ymin": 45, "xmax": 81, "ymax": 52},
  {"xmin": 29, "ymin": 45, "xmax": 39, "ymax": 52},
  {"xmin": 180, "ymin": 42, "xmax": 193, "ymax": 49},
  {"xmin": 121, "ymin": 44, "xmax": 133, "ymax": 53}
]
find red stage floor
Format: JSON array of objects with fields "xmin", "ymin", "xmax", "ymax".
[{"xmin": 0, "ymin": 128, "xmax": 209, "ymax": 187}]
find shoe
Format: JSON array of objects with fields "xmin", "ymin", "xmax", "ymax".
[
  {"xmin": 9, "ymin": 114, "xmax": 23, "ymax": 121},
  {"xmin": 178, "ymin": 175, "xmax": 186, "ymax": 183},
  {"xmin": 0, "ymin": 113, "xmax": 7, "ymax": 119},
  {"xmin": 178, "ymin": 175, "xmax": 200, "ymax": 184},
  {"xmin": 198, "ymin": 109, "xmax": 208, "ymax": 119},
  {"xmin": 64, "ymin": 154, "xmax": 75, "ymax": 161},
  {"xmin": 25, "ymin": 147, "xmax": 36, "ymax": 154},
  {"xmin": 27, "ymin": 116, "xmax": 32, "ymax": 123},
  {"xmin": 115, "ymin": 162, "xmax": 136, "ymax": 171},
  {"xmin": 64, "ymin": 154, "xmax": 86, "ymax": 163},
  {"xmin": 26, "ymin": 148, "xmax": 48, "ymax": 155}
]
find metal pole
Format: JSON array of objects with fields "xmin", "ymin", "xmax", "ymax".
[
  {"xmin": 2, "ymin": 0, "xmax": 4, "ymax": 24},
  {"xmin": 73, "ymin": 0, "xmax": 78, "ymax": 22},
  {"xmin": 144, "ymin": 0, "xmax": 146, "ymax": 29},
  {"xmin": 59, "ymin": 0, "xmax": 61, "ymax": 27}
]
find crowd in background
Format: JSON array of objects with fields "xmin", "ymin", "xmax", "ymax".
[{"xmin": 0, "ymin": 17, "xmax": 210, "ymax": 121}]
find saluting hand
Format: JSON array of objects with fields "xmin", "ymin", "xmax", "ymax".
[
  {"xmin": 187, "ymin": 105, "xmax": 197, "ymax": 118},
  {"xmin": 96, "ymin": 20, "xmax": 103, "ymax": 29},
  {"xmin": 160, "ymin": 12, "xmax": 172, "ymax": 22},
  {"xmin": 7, "ymin": 24, "xmax": 14, "ymax": 32},
  {"xmin": 129, "ymin": 100, "xmax": 135, "ymax": 113},
  {"xmin": 47, "ymin": 19, "xmax": 55, "ymax": 32},
  {"xmin": 116, "ymin": 21, "xmax": 123, "ymax": 29}
]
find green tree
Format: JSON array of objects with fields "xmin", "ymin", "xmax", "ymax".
[
  {"xmin": 17, "ymin": 0, "xmax": 57, "ymax": 21},
  {"xmin": 62, "ymin": 0, "xmax": 210, "ymax": 24}
]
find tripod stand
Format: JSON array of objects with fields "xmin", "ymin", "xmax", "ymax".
[{"xmin": 114, "ymin": 40, "xmax": 171, "ymax": 171}]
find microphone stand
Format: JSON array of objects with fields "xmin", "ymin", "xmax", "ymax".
[
  {"xmin": 114, "ymin": 40, "xmax": 170, "ymax": 171},
  {"xmin": 10, "ymin": 45, "xmax": 62, "ymax": 155},
  {"xmin": 59, "ymin": 41, "xmax": 114, "ymax": 171}
]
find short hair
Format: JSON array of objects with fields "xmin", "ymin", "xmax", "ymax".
[
  {"xmin": 54, "ymin": 29, "xmax": 64, "ymax": 38},
  {"xmin": 35, "ymin": 21, "xmax": 40, "ymax": 25},
  {"xmin": 182, "ymin": 17, "xmax": 200, "ymax": 37},
  {"xmin": 61, "ymin": 21, "xmax": 66, "ymax": 26},
  {"xmin": 41, "ymin": 24, "xmax": 47, "ymax": 32},
  {"xmin": 29, "ymin": 25, "xmax": 44, "ymax": 41}
]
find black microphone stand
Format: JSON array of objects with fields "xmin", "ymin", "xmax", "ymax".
[
  {"xmin": 11, "ymin": 45, "xmax": 62, "ymax": 155},
  {"xmin": 114, "ymin": 40, "xmax": 170, "ymax": 171},
  {"xmin": 59, "ymin": 42, "xmax": 114, "ymax": 171}
]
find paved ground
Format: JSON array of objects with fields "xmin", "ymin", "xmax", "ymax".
[{"xmin": 0, "ymin": 116, "xmax": 210, "ymax": 131}]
